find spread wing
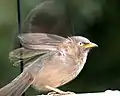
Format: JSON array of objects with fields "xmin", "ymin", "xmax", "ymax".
[
  {"xmin": 9, "ymin": 47, "xmax": 49, "ymax": 66},
  {"xmin": 18, "ymin": 33, "xmax": 66, "ymax": 50}
]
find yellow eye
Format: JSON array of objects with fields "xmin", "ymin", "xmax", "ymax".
[{"xmin": 79, "ymin": 42, "xmax": 84, "ymax": 46}]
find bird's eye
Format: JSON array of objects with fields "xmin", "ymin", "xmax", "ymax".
[{"xmin": 79, "ymin": 42, "xmax": 83, "ymax": 46}]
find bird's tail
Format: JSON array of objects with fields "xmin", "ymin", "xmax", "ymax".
[{"xmin": 0, "ymin": 72, "xmax": 34, "ymax": 96}]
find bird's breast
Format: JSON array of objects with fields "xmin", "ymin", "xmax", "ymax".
[{"xmin": 32, "ymin": 54, "xmax": 85, "ymax": 92}]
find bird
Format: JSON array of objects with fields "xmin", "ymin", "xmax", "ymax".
[{"xmin": 0, "ymin": 33, "xmax": 98, "ymax": 96}]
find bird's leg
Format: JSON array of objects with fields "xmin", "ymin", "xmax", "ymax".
[
  {"xmin": 45, "ymin": 85, "xmax": 75, "ymax": 95},
  {"xmin": 45, "ymin": 85, "xmax": 65, "ymax": 94}
]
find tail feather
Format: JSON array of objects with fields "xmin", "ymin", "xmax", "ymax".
[{"xmin": 0, "ymin": 72, "xmax": 34, "ymax": 96}]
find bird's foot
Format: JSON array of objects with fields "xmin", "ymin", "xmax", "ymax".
[
  {"xmin": 45, "ymin": 85, "xmax": 75, "ymax": 96},
  {"xmin": 47, "ymin": 91, "xmax": 75, "ymax": 96}
]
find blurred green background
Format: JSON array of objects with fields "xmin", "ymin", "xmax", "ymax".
[{"xmin": 0, "ymin": 0, "xmax": 120, "ymax": 95}]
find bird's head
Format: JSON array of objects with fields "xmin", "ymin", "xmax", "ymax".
[
  {"xmin": 60, "ymin": 36, "xmax": 98, "ymax": 58},
  {"xmin": 70, "ymin": 36, "xmax": 98, "ymax": 52},
  {"xmin": 64, "ymin": 36, "xmax": 98, "ymax": 64}
]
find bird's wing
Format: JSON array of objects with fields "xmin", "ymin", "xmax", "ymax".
[
  {"xmin": 9, "ymin": 47, "xmax": 49, "ymax": 66},
  {"xmin": 18, "ymin": 33, "xmax": 66, "ymax": 50}
]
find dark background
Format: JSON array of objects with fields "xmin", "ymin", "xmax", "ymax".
[{"xmin": 0, "ymin": 0, "xmax": 120, "ymax": 95}]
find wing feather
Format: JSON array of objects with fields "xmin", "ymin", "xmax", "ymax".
[{"xmin": 18, "ymin": 33, "xmax": 66, "ymax": 50}]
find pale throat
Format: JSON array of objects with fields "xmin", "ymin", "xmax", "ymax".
[{"xmin": 75, "ymin": 49, "xmax": 89, "ymax": 65}]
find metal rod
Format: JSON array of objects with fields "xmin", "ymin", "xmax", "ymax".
[{"xmin": 17, "ymin": 0, "xmax": 25, "ymax": 96}]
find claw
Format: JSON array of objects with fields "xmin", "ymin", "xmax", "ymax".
[{"xmin": 47, "ymin": 91, "xmax": 76, "ymax": 96}]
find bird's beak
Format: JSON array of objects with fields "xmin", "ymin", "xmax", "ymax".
[{"xmin": 84, "ymin": 42, "xmax": 98, "ymax": 48}]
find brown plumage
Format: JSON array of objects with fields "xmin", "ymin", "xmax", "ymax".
[{"xmin": 0, "ymin": 33, "xmax": 97, "ymax": 96}]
